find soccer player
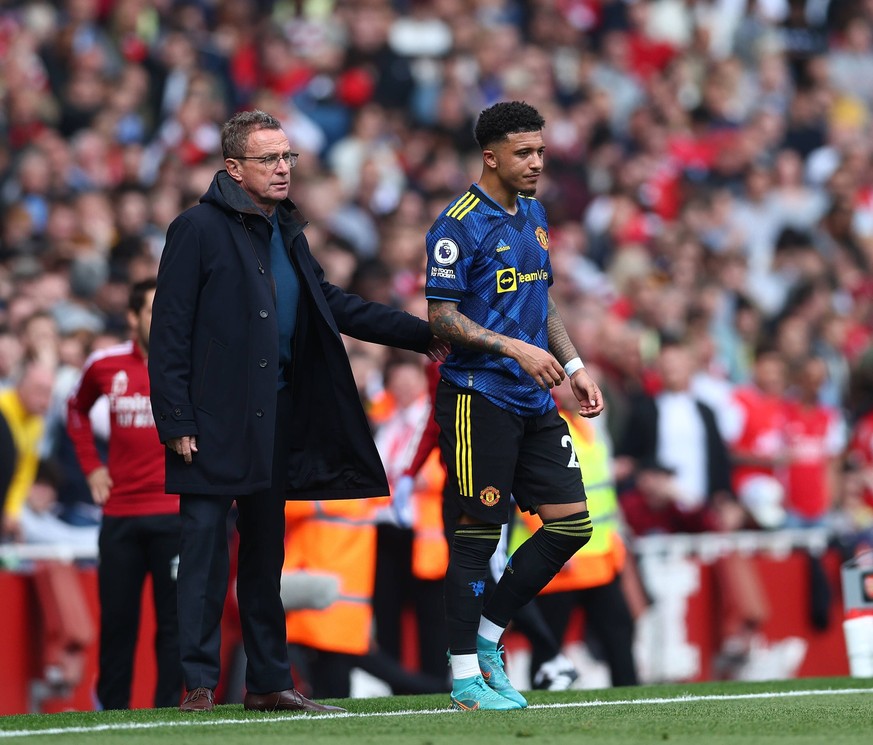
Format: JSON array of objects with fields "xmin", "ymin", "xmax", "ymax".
[{"xmin": 424, "ymin": 101, "xmax": 604, "ymax": 710}]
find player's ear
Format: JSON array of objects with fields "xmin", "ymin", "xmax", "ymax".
[{"xmin": 482, "ymin": 149, "xmax": 498, "ymax": 170}]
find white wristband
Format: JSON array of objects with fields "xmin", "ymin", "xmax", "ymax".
[{"xmin": 564, "ymin": 357, "xmax": 585, "ymax": 378}]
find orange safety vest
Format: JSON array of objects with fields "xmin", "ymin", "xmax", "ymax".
[
  {"xmin": 374, "ymin": 389, "xmax": 449, "ymax": 582},
  {"xmin": 411, "ymin": 449, "xmax": 450, "ymax": 581},
  {"xmin": 283, "ymin": 498, "xmax": 377, "ymax": 655}
]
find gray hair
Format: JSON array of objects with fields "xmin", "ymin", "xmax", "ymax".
[{"xmin": 222, "ymin": 110, "xmax": 282, "ymax": 159}]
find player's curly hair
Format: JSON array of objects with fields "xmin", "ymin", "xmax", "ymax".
[{"xmin": 473, "ymin": 101, "xmax": 545, "ymax": 149}]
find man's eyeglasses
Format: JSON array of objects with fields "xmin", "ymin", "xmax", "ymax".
[{"xmin": 232, "ymin": 152, "xmax": 299, "ymax": 170}]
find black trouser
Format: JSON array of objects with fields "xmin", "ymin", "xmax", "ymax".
[
  {"xmin": 177, "ymin": 388, "xmax": 294, "ymax": 694},
  {"xmin": 528, "ymin": 576, "xmax": 639, "ymax": 687},
  {"xmin": 288, "ymin": 646, "xmax": 354, "ymax": 698},
  {"xmin": 96, "ymin": 513, "xmax": 182, "ymax": 709},
  {"xmin": 373, "ymin": 523, "xmax": 449, "ymax": 681}
]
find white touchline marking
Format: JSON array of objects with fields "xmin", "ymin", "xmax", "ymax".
[{"xmin": 0, "ymin": 688, "xmax": 871, "ymax": 739}]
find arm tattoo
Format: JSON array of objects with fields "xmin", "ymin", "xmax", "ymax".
[
  {"xmin": 428, "ymin": 299, "xmax": 511, "ymax": 356},
  {"xmin": 547, "ymin": 296, "xmax": 579, "ymax": 366}
]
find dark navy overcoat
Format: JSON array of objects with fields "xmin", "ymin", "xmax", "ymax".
[{"xmin": 148, "ymin": 171, "xmax": 431, "ymax": 499}]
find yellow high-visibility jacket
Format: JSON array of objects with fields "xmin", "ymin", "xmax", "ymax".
[{"xmin": 0, "ymin": 388, "xmax": 44, "ymax": 519}]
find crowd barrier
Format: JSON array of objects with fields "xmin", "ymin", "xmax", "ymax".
[
  {"xmin": 0, "ymin": 529, "xmax": 854, "ymax": 714},
  {"xmin": 630, "ymin": 529, "xmax": 847, "ymax": 682}
]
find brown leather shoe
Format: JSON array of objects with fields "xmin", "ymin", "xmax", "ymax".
[
  {"xmin": 243, "ymin": 688, "xmax": 346, "ymax": 713},
  {"xmin": 180, "ymin": 687, "xmax": 215, "ymax": 712}
]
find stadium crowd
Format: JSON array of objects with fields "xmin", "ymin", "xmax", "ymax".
[{"xmin": 4, "ymin": 0, "xmax": 873, "ymax": 697}]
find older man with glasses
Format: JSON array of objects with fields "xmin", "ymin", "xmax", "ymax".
[{"xmin": 149, "ymin": 110, "xmax": 446, "ymax": 713}]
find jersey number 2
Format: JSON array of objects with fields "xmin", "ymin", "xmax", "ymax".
[{"xmin": 561, "ymin": 435, "xmax": 580, "ymax": 469}]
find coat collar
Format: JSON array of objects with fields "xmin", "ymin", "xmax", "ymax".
[{"xmin": 202, "ymin": 170, "xmax": 308, "ymax": 237}]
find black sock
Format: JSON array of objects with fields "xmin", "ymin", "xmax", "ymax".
[
  {"xmin": 445, "ymin": 523, "xmax": 501, "ymax": 655},
  {"xmin": 484, "ymin": 511, "xmax": 592, "ymax": 628}
]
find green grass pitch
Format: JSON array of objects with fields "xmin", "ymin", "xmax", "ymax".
[{"xmin": 1, "ymin": 678, "xmax": 872, "ymax": 744}]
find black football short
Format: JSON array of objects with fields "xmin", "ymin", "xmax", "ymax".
[{"xmin": 435, "ymin": 380, "xmax": 587, "ymax": 526}]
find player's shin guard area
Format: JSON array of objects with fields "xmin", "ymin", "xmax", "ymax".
[
  {"xmin": 445, "ymin": 524, "xmax": 502, "ymax": 655},
  {"xmin": 540, "ymin": 510, "xmax": 593, "ymax": 552},
  {"xmin": 483, "ymin": 511, "xmax": 592, "ymax": 627}
]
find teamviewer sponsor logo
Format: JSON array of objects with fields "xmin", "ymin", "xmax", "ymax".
[{"xmin": 496, "ymin": 267, "xmax": 517, "ymax": 293}]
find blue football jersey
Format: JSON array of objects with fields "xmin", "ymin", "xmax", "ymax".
[{"xmin": 425, "ymin": 184, "xmax": 555, "ymax": 416}]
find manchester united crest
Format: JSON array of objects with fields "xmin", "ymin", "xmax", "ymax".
[
  {"xmin": 535, "ymin": 226, "xmax": 549, "ymax": 250},
  {"xmin": 480, "ymin": 486, "xmax": 501, "ymax": 507}
]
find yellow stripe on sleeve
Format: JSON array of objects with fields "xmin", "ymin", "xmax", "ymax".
[
  {"xmin": 455, "ymin": 197, "xmax": 480, "ymax": 221},
  {"xmin": 447, "ymin": 192, "xmax": 475, "ymax": 219}
]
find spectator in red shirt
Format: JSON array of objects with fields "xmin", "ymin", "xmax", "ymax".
[
  {"xmin": 621, "ymin": 458, "xmax": 718, "ymax": 536},
  {"xmin": 783, "ymin": 354, "xmax": 846, "ymax": 527},
  {"xmin": 728, "ymin": 343, "xmax": 790, "ymax": 516}
]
